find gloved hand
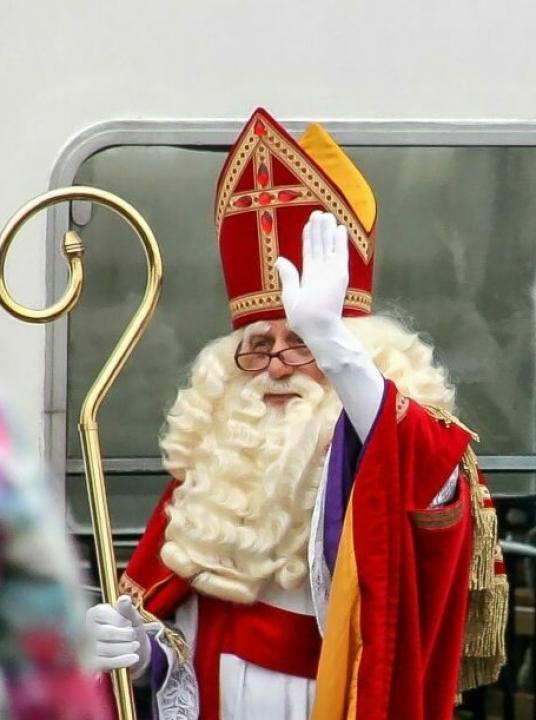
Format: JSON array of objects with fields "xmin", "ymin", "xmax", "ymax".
[
  {"xmin": 86, "ymin": 594, "xmax": 152, "ymax": 680},
  {"xmin": 275, "ymin": 210, "xmax": 349, "ymax": 346},
  {"xmin": 275, "ymin": 210, "xmax": 384, "ymax": 442}
]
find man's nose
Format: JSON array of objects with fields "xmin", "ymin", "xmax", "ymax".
[{"xmin": 267, "ymin": 354, "xmax": 294, "ymax": 380}]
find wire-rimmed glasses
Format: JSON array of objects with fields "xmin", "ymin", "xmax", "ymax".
[{"xmin": 234, "ymin": 344, "xmax": 315, "ymax": 372}]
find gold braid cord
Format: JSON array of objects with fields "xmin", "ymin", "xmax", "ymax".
[
  {"xmin": 118, "ymin": 574, "xmax": 189, "ymax": 662},
  {"xmin": 425, "ymin": 407, "xmax": 508, "ymax": 693}
]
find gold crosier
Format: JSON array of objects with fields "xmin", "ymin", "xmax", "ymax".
[{"xmin": 0, "ymin": 186, "xmax": 164, "ymax": 720}]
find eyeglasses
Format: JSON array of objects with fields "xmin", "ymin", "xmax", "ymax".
[{"xmin": 234, "ymin": 344, "xmax": 315, "ymax": 372}]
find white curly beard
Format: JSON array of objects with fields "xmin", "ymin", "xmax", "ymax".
[{"xmin": 160, "ymin": 369, "xmax": 341, "ymax": 604}]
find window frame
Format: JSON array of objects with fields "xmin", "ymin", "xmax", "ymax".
[{"xmin": 45, "ymin": 119, "xmax": 536, "ymax": 514}]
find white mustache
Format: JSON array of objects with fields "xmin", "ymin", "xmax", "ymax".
[
  {"xmin": 242, "ymin": 372, "xmax": 322, "ymax": 398},
  {"xmin": 262, "ymin": 384, "xmax": 300, "ymax": 396}
]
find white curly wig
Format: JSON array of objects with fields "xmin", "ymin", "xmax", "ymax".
[{"xmin": 159, "ymin": 314, "xmax": 454, "ymax": 603}]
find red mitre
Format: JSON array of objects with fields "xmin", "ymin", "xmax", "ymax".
[{"xmin": 215, "ymin": 107, "xmax": 378, "ymax": 329}]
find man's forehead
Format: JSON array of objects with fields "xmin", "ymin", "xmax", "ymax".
[{"xmin": 244, "ymin": 320, "xmax": 293, "ymax": 339}]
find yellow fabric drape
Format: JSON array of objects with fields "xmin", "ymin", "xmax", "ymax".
[{"xmin": 311, "ymin": 488, "xmax": 363, "ymax": 720}]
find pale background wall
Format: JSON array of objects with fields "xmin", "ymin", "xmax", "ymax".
[{"xmin": 1, "ymin": 0, "xmax": 535, "ymax": 460}]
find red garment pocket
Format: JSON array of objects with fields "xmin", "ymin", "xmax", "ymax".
[{"xmin": 408, "ymin": 497, "xmax": 465, "ymax": 531}]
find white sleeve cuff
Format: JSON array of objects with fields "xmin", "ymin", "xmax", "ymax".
[{"xmin": 306, "ymin": 321, "xmax": 384, "ymax": 442}]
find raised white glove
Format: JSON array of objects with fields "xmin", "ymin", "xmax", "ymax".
[
  {"xmin": 86, "ymin": 594, "xmax": 152, "ymax": 680},
  {"xmin": 275, "ymin": 211, "xmax": 348, "ymax": 344},
  {"xmin": 275, "ymin": 211, "xmax": 384, "ymax": 441}
]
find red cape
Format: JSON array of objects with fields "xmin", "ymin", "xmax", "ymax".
[
  {"xmin": 120, "ymin": 381, "xmax": 479, "ymax": 720},
  {"xmin": 353, "ymin": 381, "xmax": 472, "ymax": 720}
]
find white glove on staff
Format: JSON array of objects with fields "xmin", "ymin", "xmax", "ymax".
[
  {"xmin": 86, "ymin": 595, "xmax": 152, "ymax": 680},
  {"xmin": 275, "ymin": 211, "xmax": 384, "ymax": 441}
]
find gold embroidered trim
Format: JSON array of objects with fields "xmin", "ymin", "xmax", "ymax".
[
  {"xmin": 216, "ymin": 129, "xmax": 259, "ymax": 224},
  {"xmin": 118, "ymin": 573, "xmax": 145, "ymax": 607},
  {"xmin": 139, "ymin": 607, "xmax": 189, "ymax": 662},
  {"xmin": 345, "ymin": 290, "xmax": 373, "ymax": 312},
  {"xmin": 254, "ymin": 145, "xmax": 279, "ymax": 292},
  {"xmin": 230, "ymin": 291, "xmax": 284, "ymax": 318},
  {"xmin": 409, "ymin": 501, "xmax": 464, "ymax": 530},
  {"xmin": 216, "ymin": 114, "xmax": 372, "ymax": 263},
  {"xmin": 230, "ymin": 288, "xmax": 372, "ymax": 319},
  {"xmin": 226, "ymin": 185, "xmax": 310, "ymax": 216},
  {"xmin": 267, "ymin": 130, "xmax": 371, "ymax": 262},
  {"xmin": 267, "ymin": 215, "xmax": 280, "ymax": 291},
  {"xmin": 424, "ymin": 405, "xmax": 480, "ymax": 443}
]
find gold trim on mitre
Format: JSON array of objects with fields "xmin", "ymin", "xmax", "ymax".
[{"xmin": 230, "ymin": 288, "xmax": 372, "ymax": 320}]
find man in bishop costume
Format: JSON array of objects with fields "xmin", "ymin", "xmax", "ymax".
[{"xmin": 88, "ymin": 108, "xmax": 508, "ymax": 720}]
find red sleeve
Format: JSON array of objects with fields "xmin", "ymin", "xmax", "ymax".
[
  {"xmin": 352, "ymin": 380, "xmax": 473, "ymax": 720},
  {"xmin": 119, "ymin": 477, "xmax": 191, "ymax": 620},
  {"xmin": 396, "ymin": 395, "xmax": 471, "ymax": 510}
]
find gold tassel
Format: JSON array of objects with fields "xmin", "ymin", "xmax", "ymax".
[
  {"xmin": 459, "ymin": 654, "xmax": 507, "ymax": 694},
  {"xmin": 469, "ymin": 509, "xmax": 497, "ymax": 591},
  {"xmin": 462, "ymin": 576, "xmax": 509, "ymax": 659},
  {"xmin": 462, "ymin": 446, "xmax": 497, "ymax": 592},
  {"xmin": 457, "ymin": 448, "xmax": 509, "ymax": 693},
  {"xmin": 459, "ymin": 576, "xmax": 508, "ymax": 693}
]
